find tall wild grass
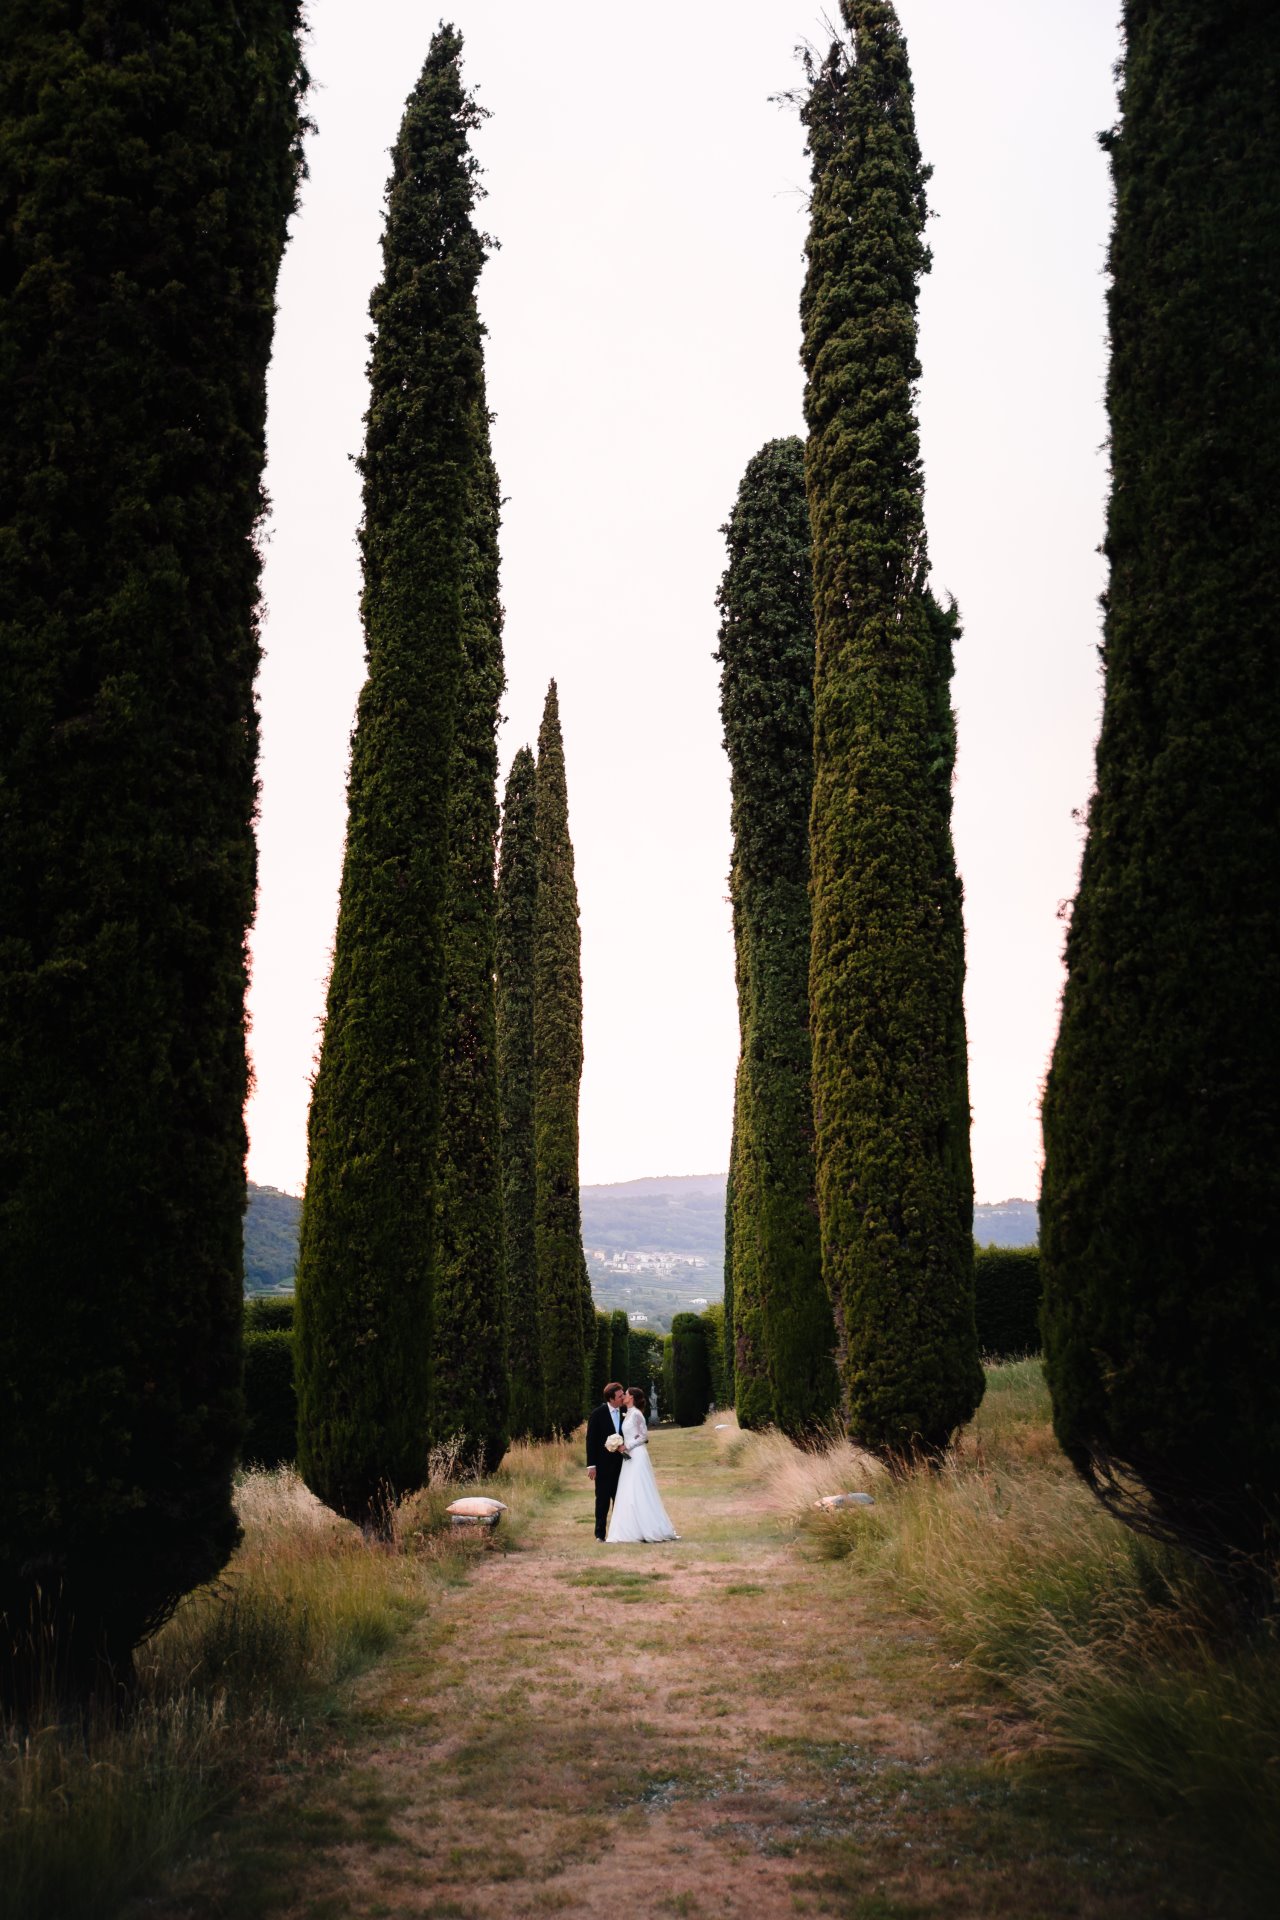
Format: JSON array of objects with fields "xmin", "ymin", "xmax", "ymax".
[
  {"xmin": 0, "ymin": 1434, "xmax": 573, "ymax": 1920},
  {"xmin": 756, "ymin": 1359, "xmax": 1280, "ymax": 1895}
]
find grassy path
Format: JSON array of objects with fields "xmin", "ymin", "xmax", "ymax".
[{"xmin": 141, "ymin": 1421, "xmax": 1223, "ymax": 1920}]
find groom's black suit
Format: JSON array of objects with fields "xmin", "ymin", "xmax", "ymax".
[{"xmin": 585, "ymin": 1398, "xmax": 625, "ymax": 1541}]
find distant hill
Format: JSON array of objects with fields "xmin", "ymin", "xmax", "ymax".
[
  {"xmin": 244, "ymin": 1182, "xmax": 302, "ymax": 1292},
  {"xmin": 579, "ymin": 1172, "xmax": 725, "ymax": 1257},
  {"xmin": 243, "ymin": 1171, "xmax": 1037, "ymax": 1296}
]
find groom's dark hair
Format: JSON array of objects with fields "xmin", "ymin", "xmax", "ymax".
[{"xmin": 603, "ymin": 1382, "xmax": 624, "ymax": 1401}]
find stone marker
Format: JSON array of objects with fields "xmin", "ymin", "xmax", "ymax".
[{"xmin": 814, "ymin": 1492, "xmax": 876, "ymax": 1510}]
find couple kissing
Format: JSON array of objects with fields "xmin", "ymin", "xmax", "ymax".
[{"xmin": 585, "ymin": 1383, "xmax": 679, "ymax": 1545}]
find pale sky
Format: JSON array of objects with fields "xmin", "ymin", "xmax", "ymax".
[{"xmin": 246, "ymin": 0, "xmax": 1121, "ymax": 1203}]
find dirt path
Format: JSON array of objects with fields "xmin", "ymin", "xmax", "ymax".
[{"xmin": 148, "ymin": 1422, "xmax": 1219, "ymax": 1920}]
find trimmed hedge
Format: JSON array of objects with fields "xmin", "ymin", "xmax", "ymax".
[
  {"xmin": 670, "ymin": 1313, "xmax": 712, "ymax": 1428},
  {"xmin": 700, "ymin": 1303, "xmax": 729, "ymax": 1410},
  {"xmin": 973, "ymin": 1248, "xmax": 1041, "ymax": 1358},
  {"xmin": 590, "ymin": 1311, "xmax": 613, "ymax": 1407},
  {"xmin": 661, "ymin": 1335, "xmax": 674, "ymax": 1423},
  {"xmin": 243, "ymin": 1330, "xmax": 297, "ymax": 1469},
  {"xmin": 245, "ymin": 1295, "xmax": 295, "ymax": 1335}
]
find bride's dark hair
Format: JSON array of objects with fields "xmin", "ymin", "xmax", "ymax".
[{"xmin": 627, "ymin": 1386, "xmax": 649, "ymax": 1415}]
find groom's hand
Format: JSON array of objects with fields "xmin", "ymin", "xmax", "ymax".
[{"xmin": 587, "ymin": 1466, "xmax": 596, "ymax": 1480}]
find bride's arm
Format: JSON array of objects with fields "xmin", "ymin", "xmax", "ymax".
[{"xmin": 627, "ymin": 1414, "xmax": 649, "ymax": 1448}]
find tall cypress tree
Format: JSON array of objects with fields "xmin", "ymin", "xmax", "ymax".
[
  {"xmin": 610, "ymin": 1308, "xmax": 630, "ymax": 1388},
  {"xmin": 717, "ymin": 438, "xmax": 840, "ymax": 1438},
  {"xmin": 497, "ymin": 747, "xmax": 546, "ymax": 1440},
  {"xmin": 295, "ymin": 29, "xmax": 486, "ymax": 1529},
  {"xmin": 801, "ymin": 1, "xmax": 981, "ymax": 1456},
  {"xmin": 430, "ymin": 400, "xmax": 509, "ymax": 1474},
  {"xmin": 0, "ymin": 0, "xmax": 306, "ymax": 1702},
  {"xmin": 1041, "ymin": 2, "xmax": 1280, "ymax": 1578},
  {"xmin": 726, "ymin": 890, "xmax": 773, "ymax": 1429},
  {"xmin": 533, "ymin": 681, "xmax": 590, "ymax": 1434},
  {"xmin": 720, "ymin": 1121, "xmax": 737, "ymax": 1408}
]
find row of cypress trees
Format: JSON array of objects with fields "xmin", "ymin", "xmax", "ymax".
[
  {"xmin": 0, "ymin": 1, "xmax": 309, "ymax": 1703},
  {"xmin": 719, "ymin": 1, "xmax": 981, "ymax": 1458},
  {"xmin": 723, "ymin": 0, "xmax": 1279, "ymax": 1614},
  {"xmin": 296, "ymin": 36, "xmax": 595, "ymax": 1505},
  {"xmin": 294, "ymin": 28, "xmax": 491, "ymax": 1528}
]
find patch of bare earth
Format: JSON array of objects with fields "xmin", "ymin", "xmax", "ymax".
[{"xmin": 137, "ymin": 1425, "xmax": 1230, "ymax": 1920}]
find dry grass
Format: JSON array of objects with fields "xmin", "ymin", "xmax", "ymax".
[
  {"xmin": 754, "ymin": 1359, "xmax": 1280, "ymax": 1896},
  {"xmin": 0, "ymin": 1437, "xmax": 571, "ymax": 1920}
]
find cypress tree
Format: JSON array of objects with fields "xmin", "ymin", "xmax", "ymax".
[
  {"xmin": 801, "ymin": 1, "xmax": 981, "ymax": 1455},
  {"xmin": 0, "ymin": 0, "xmax": 306, "ymax": 1703},
  {"xmin": 497, "ymin": 747, "xmax": 546, "ymax": 1439},
  {"xmin": 1040, "ymin": 2, "xmax": 1280, "ymax": 1578},
  {"xmin": 295, "ymin": 29, "xmax": 486, "ymax": 1528},
  {"xmin": 429, "ymin": 402, "xmax": 509, "ymax": 1475},
  {"xmin": 610, "ymin": 1308, "xmax": 630, "ymax": 1388},
  {"xmin": 671, "ymin": 1313, "xmax": 712, "ymax": 1427},
  {"xmin": 590, "ymin": 1311, "xmax": 612, "ymax": 1407},
  {"xmin": 721, "ymin": 1120, "xmax": 737, "ymax": 1407},
  {"xmin": 727, "ymin": 974, "xmax": 773, "ymax": 1430},
  {"xmin": 533, "ymin": 682, "xmax": 590, "ymax": 1434},
  {"xmin": 717, "ymin": 438, "xmax": 840, "ymax": 1438}
]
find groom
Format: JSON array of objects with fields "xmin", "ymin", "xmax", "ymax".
[{"xmin": 585, "ymin": 1382, "xmax": 627, "ymax": 1541}]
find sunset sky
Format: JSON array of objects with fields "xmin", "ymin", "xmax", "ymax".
[{"xmin": 245, "ymin": 0, "xmax": 1121, "ymax": 1203}]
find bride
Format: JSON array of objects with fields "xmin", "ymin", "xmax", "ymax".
[{"xmin": 606, "ymin": 1388, "xmax": 680, "ymax": 1543}]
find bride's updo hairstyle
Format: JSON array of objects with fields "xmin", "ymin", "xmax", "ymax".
[{"xmin": 628, "ymin": 1386, "xmax": 649, "ymax": 1415}]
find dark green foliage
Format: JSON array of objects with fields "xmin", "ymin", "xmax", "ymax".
[
  {"xmin": 717, "ymin": 438, "xmax": 840, "ymax": 1438},
  {"xmin": 590, "ymin": 1312, "xmax": 612, "ymax": 1407},
  {"xmin": 700, "ymin": 1303, "xmax": 729, "ymax": 1410},
  {"xmin": 628, "ymin": 1328, "xmax": 664, "ymax": 1395},
  {"xmin": 533, "ymin": 683, "xmax": 590, "ymax": 1435},
  {"xmin": 670, "ymin": 1313, "xmax": 712, "ymax": 1428},
  {"xmin": 429, "ymin": 403, "xmax": 509, "ymax": 1474},
  {"xmin": 244, "ymin": 1183, "xmax": 303, "ymax": 1292},
  {"xmin": 0, "ymin": 0, "xmax": 306, "ymax": 1699},
  {"xmin": 609, "ymin": 1309, "xmax": 630, "ymax": 1388},
  {"xmin": 726, "ymin": 909, "xmax": 772, "ymax": 1429},
  {"xmin": 1040, "ymin": 1, "xmax": 1280, "ymax": 1577},
  {"xmin": 245, "ymin": 1295, "xmax": 295, "ymax": 1335},
  {"xmin": 973, "ymin": 1248, "xmax": 1041, "ymax": 1359},
  {"xmin": 661, "ymin": 1335, "xmax": 675, "ymax": 1423},
  {"xmin": 497, "ymin": 747, "xmax": 545, "ymax": 1439},
  {"xmin": 721, "ymin": 1122, "xmax": 737, "ymax": 1408},
  {"xmin": 243, "ymin": 1331, "xmax": 297, "ymax": 1469},
  {"xmin": 801, "ymin": 1, "xmax": 981, "ymax": 1456},
  {"xmin": 295, "ymin": 29, "xmax": 487, "ymax": 1528}
]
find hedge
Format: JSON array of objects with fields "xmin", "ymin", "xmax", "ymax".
[
  {"xmin": 973, "ymin": 1248, "xmax": 1041, "ymax": 1358},
  {"xmin": 670, "ymin": 1313, "xmax": 712, "ymax": 1428},
  {"xmin": 245, "ymin": 1294, "xmax": 295, "ymax": 1335},
  {"xmin": 243, "ymin": 1330, "xmax": 297, "ymax": 1469}
]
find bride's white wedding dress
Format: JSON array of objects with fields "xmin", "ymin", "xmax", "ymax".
[{"xmin": 607, "ymin": 1409, "xmax": 679, "ymax": 1543}]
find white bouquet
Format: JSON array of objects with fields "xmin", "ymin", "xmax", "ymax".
[{"xmin": 604, "ymin": 1433, "xmax": 626, "ymax": 1453}]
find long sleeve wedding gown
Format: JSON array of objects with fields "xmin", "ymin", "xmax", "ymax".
[{"xmin": 606, "ymin": 1409, "xmax": 679, "ymax": 1543}]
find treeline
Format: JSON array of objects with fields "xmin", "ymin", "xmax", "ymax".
[{"xmin": 716, "ymin": 0, "xmax": 1280, "ymax": 1609}]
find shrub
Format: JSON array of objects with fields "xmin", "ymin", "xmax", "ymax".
[
  {"xmin": 670, "ymin": 1313, "xmax": 711, "ymax": 1427},
  {"xmin": 242, "ymin": 1332, "xmax": 297, "ymax": 1470},
  {"xmin": 661, "ymin": 1335, "xmax": 675, "ymax": 1423},
  {"xmin": 700, "ymin": 1302, "xmax": 729, "ymax": 1410},
  {"xmin": 590, "ymin": 1312, "xmax": 612, "ymax": 1407},
  {"xmin": 628, "ymin": 1329, "xmax": 663, "ymax": 1398},
  {"xmin": 973, "ymin": 1246, "xmax": 1041, "ymax": 1357},
  {"xmin": 244, "ymin": 1295, "xmax": 295, "ymax": 1335}
]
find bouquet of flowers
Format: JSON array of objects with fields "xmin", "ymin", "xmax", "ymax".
[{"xmin": 604, "ymin": 1433, "xmax": 626, "ymax": 1453}]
